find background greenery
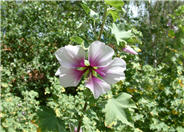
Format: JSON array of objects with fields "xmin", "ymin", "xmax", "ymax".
[{"xmin": 1, "ymin": 1, "xmax": 184, "ymax": 132}]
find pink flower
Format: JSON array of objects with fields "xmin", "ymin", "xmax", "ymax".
[
  {"xmin": 74, "ymin": 127, "xmax": 82, "ymax": 132},
  {"xmin": 55, "ymin": 41, "xmax": 126, "ymax": 98},
  {"xmin": 123, "ymin": 45, "xmax": 138, "ymax": 55}
]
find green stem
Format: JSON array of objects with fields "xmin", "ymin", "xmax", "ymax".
[
  {"xmin": 77, "ymin": 101, "xmax": 88, "ymax": 132},
  {"xmin": 77, "ymin": 5, "xmax": 107, "ymax": 132},
  {"xmin": 98, "ymin": 6, "xmax": 108, "ymax": 40}
]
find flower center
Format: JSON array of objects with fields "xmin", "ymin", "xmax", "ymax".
[
  {"xmin": 77, "ymin": 60, "xmax": 98, "ymax": 78},
  {"xmin": 84, "ymin": 65, "xmax": 98, "ymax": 77}
]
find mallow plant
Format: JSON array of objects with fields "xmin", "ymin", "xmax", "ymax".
[
  {"xmin": 36, "ymin": 1, "xmax": 139, "ymax": 132},
  {"xmin": 53, "ymin": 40, "xmax": 136, "ymax": 132}
]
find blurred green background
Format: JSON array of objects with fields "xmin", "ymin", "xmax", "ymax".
[{"xmin": 1, "ymin": 1, "xmax": 184, "ymax": 132}]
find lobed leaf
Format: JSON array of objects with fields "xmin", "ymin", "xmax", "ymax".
[
  {"xmin": 104, "ymin": 93, "xmax": 136, "ymax": 128},
  {"xmin": 111, "ymin": 23, "xmax": 132, "ymax": 45}
]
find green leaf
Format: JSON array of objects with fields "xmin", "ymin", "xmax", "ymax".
[
  {"xmin": 0, "ymin": 126, "xmax": 5, "ymax": 132},
  {"xmin": 81, "ymin": 3, "xmax": 98, "ymax": 19},
  {"xmin": 70, "ymin": 36, "xmax": 84, "ymax": 45},
  {"xmin": 105, "ymin": 0, "xmax": 124, "ymax": 10},
  {"xmin": 90, "ymin": 9, "xmax": 98, "ymax": 18},
  {"xmin": 176, "ymin": 127, "xmax": 184, "ymax": 132},
  {"xmin": 81, "ymin": 3, "xmax": 90, "ymax": 14},
  {"xmin": 37, "ymin": 107, "xmax": 66, "ymax": 132},
  {"xmin": 104, "ymin": 93, "xmax": 136, "ymax": 127},
  {"xmin": 111, "ymin": 23, "xmax": 132, "ymax": 45},
  {"xmin": 107, "ymin": 9, "xmax": 120, "ymax": 22},
  {"xmin": 168, "ymin": 30, "xmax": 175, "ymax": 38}
]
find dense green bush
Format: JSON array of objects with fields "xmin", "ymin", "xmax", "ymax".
[{"xmin": 1, "ymin": 1, "xmax": 184, "ymax": 132}]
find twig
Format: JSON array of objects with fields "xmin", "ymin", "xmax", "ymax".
[
  {"xmin": 77, "ymin": 101, "xmax": 88, "ymax": 132},
  {"xmin": 98, "ymin": 6, "xmax": 108, "ymax": 40}
]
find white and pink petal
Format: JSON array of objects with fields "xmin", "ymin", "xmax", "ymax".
[
  {"xmin": 88, "ymin": 41, "xmax": 114, "ymax": 67},
  {"xmin": 100, "ymin": 58, "xmax": 126, "ymax": 84},
  {"xmin": 56, "ymin": 66, "xmax": 84, "ymax": 87},
  {"xmin": 55, "ymin": 45, "xmax": 85, "ymax": 68},
  {"xmin": 85, "ymin": 76, "xmax": 111, "ymax": 98}
]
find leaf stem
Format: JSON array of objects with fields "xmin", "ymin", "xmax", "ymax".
[
  {"xmin": 98, "ymin": 6, "xmax": 108, "ymax": 40},
  {"xmin": 77, "ymin": 101, "xmax": 88, "ymax": 132}
]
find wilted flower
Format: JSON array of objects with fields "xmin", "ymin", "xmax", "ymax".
[
  {"xmin": 123, "ymin": 45, "xmax": 138, "ymax": 55},
  {"xmin": 55, "ymin": 41, "xmax": 126, "ymax": 98}
]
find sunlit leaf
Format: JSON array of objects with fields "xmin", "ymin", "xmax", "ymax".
[
  {"xmin": 105, "ymin": 0, "xmax": 124, "ymax": 10},
  {"xmin": 81, "ymin": 3, "xmax": 99, "ymax": 19},
  {"xmin": 111, "ymin": 23, "xmax": 132, "ymax": 45},
  {"xmin": 107, "ymin": 9, "xmax": 120, "ymax": 22},
  {"xmin": 176, "ymin": 127, "xmax": 184, "ymax": 132},
  {"xmin": 104, "ymin": 93, "xmax": 136, "ymax": 127},
  {"xmin": 90, "ymin": 9, "xmax": 98, "ymax": 18},
  {"xmin": 70, "ymin": 36, "xmax": 84, "ymax": 45},
  {"xmin": 81, "ymin": 3, "xmax": 90, "ymax": 14}
]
